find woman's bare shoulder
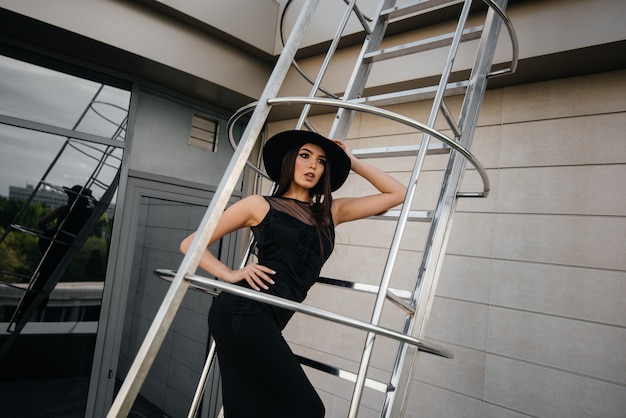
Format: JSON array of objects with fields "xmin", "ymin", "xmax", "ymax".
[
  {"xmin": 239, "ymin": 194, "xmax": 269, "ymax": 208},
  {"xmin": 231, "ymin": 194, "xmax": 270, "ymax": 226}
]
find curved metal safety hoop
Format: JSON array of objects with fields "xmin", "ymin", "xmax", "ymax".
[
  {"xmin": 228, "ymin": 96, "xmax": 490, "ymax": 197},
  {"xmin": 482, "ymin": 0, "xmax": 519, "ymax": 76},
  {"xmin": 279, "ymin": 0, "xmax": 373, "ymax": 99}
]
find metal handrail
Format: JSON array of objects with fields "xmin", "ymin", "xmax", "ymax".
[
  {"xmin": 154, "ymin": 269, "xmax": 453, "ymax": 358},
  {"xmin": 227, "ymin": 96, "xmax": 490, "ymax": 197},
  {"xmin": 296, "ymin": 0, "xmax": 360, "ymax": 130}
]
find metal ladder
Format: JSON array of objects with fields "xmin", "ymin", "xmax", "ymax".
[
  {"xmin": 0, "ymin": 84, "xmax": 125, "ymax": 357},
  {"xmin": 109, "ymin": 0, "xmax": 517, "ymax": 416}
]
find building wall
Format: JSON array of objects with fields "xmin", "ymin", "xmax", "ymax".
[
  {"xmin": 130, "ymin": 89, "xmax": 242, "ymax": 188},
  {"xmin": 271, "ymin": 69, "xmax": 626, "ymax": 417}
]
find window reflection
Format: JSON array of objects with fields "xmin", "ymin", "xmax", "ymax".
[
  {"xmin": 0, "ymin": 54, "xmax": 130, "ymax": 140},
  {"xmin": 0, "ymin": 52, "xmax": 129, "ymax": 417}
]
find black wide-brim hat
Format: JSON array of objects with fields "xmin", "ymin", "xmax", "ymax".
[
  {"xmin": 263, "ymin": 130, "xmax": 351, "ymax": 192},
  {"xmin": 63, "ymin": 185, "xmax": 92, "ymax": 197}
]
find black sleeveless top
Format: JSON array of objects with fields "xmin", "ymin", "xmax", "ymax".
[{"xmin": 250, "ymin": 196, "xmax": 335, "ymax": 328}]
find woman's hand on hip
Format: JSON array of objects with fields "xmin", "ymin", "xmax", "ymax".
[{"xmin": 225, "ymin": 263, "xmax": 276, "ymax": 291}]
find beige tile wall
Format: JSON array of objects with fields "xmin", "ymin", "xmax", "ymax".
[{"xmin": 276, "ymin": 69, "xmax": 626, "ymax": 417}]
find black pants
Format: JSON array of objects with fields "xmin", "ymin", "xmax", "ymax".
[{"xmin": 209, "ymin": 293, "xmax": 325, "ymax": 418}]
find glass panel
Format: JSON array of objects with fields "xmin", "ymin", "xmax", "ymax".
[
  {"xmin": 0, "ymin": 54, "xmax": 130, "ymax": 141},
  {"xmin": 0, "ymin": 56, "xmax": 125, "ymax": 416}
]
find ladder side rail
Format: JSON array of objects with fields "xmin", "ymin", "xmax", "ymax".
[
  {"xmin": 105, "ymin": 2, "xmax": 321, "ymax": 416},
  {"xmin": 347, "ymin": 136, "xmax": 426, "ymax": 416},
  {"xmin": 187, "ymin": 340, "xmax": 218, "ymax": 418},
  {"xmin": 381, "ymin": 340, "xmax": 417, "ymax": 417},
  {"xmin": 329, "ymin": 0, "xmax": 397, "ymax": 140},
  {"xmin": 422, "ymin": 0, "xmax": 476, "ymax": 132},
  {"xmin": 381, "ymin": 146, "xmax": 473, "ymax": 418},
  {"xmin": 348, "ymin": 0, "xmax": 477, "ymax": 413},
  {"xmin": 388, "ymin": 0, "xmax": 477, "ymax": 326},
  {"xmin": 384, "ymin": 3, "xmax": 510, "ymax": 416},
  {"xmin": 296, "ymin": 0, "xmax": 359, "ymax": 130},
  {"xmin": 413, "ymin": 0, "xmax": 509, "ymax": 338}
]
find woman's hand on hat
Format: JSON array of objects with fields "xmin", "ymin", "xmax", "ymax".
[
  {"xmin": 331, "ymin": 138, "xmax": 359, "ymax": 167},
  {"xmin": 331, "ymin": 139, "xmax": 356, "ymax": 160},
  {"xmin": 226, "ymin": 263, "xmax": 276, "ymax": 291}
]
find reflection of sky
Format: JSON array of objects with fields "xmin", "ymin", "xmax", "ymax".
[
  {"xmin": 0, "ymin": 124, "xmax": 123, "ymax": 200},
  {"xmin": 0, "ymin": 54, "xmax": 130, "ymax": 198}
]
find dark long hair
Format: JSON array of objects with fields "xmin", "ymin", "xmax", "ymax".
[{"xmin": 273, "ymin": 145, "xmax": 334, "ymax": 255}]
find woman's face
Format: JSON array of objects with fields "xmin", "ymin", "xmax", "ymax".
[{"xmin": 292, "ymin": 142, "xmax": 326, "ymax": 189}]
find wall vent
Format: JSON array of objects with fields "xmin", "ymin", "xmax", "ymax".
[{"xmin": 189, "ymin": 113, "xmax": 218, "ymax": 152}]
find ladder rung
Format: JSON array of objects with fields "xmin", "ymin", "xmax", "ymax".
[
  {"xmin": 155, "ymin": 269, "xmax": 220, "ymax": 296},
  {"xmin": 317, "ymin": 277, "xmax": 413, "ymax": 299},
  {"xmin": 381, "ymin": 0, "xmax": 465, "ymax": 20},
  {"xmin": 371, "ymin": 209, "xmax": 432, "ymax": 222},
  {"xmin": 353, "ymin": 143, "xmax": 449, "ymax": 159},
  {"xmin": 296, "ymin": 355, "xmax": 390, "ymax": 393},
  {"xmin": 386, "ymin": 290, "xmax": 416, "ymax": 315},
  {"xmin": 364, "ymin": 26, "xmax": 483, "ymax": 63},
  {"xmin": 351, "ymin": 81, "xmax": 468, "ymax": 107}
]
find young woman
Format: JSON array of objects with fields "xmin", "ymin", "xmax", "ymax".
[{"xmin": 180, "ymin": 130, "xmax": 406, "ymax": 417}]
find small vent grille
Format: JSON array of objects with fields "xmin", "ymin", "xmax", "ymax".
[{"xmin": 189, "ymin": 114, "xmax": 218, "ymax": 152}]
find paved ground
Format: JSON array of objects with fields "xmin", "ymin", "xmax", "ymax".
[{"xmin": 0, "ymin": 378, "xmax": 166, "ymax": 418}]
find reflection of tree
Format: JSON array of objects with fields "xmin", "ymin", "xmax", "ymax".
[
  {"xmin": 0, "ymin": 226, "xmax": 33, "ymax": 281},
  {"xmin": 66, "ymin": 235, "xmax": 109, "ymax": 281},
  {"xmin": 0, "ymin": 197, "xmax": 50, "ymax": 282},
  {"xmin": 0, "ymin": 196, "xmax": 112, "ymax": 283},
  {"xmin": 0, "ymin": 196, "xmax": 48, "ymax": 231}
]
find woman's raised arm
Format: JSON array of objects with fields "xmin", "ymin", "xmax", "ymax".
[{"xmin": 331, "ymin": 140, "xmax": 407, "ymax": 225}]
